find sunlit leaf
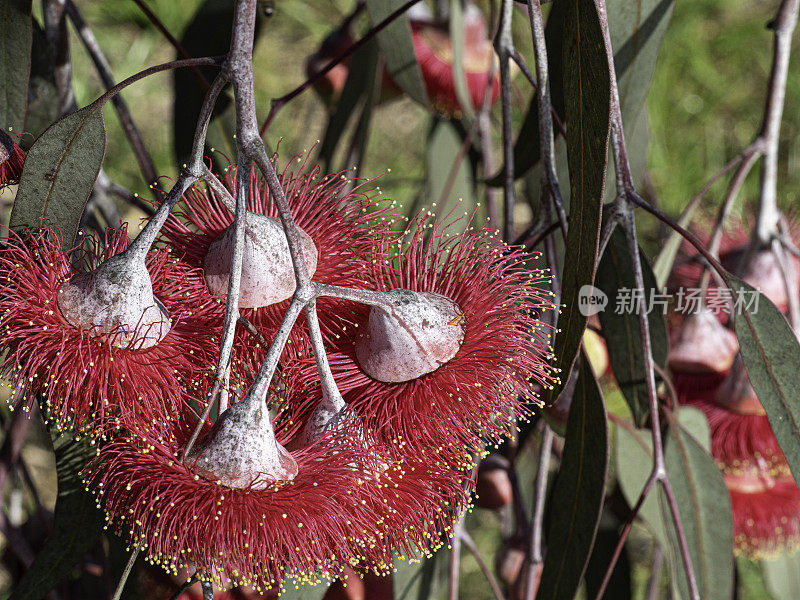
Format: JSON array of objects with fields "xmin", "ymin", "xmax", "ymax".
[
  {"xmin": 728, "ymin": 276, "xmax": 800, "ymax": 490},
  {"xmin": 550, "ymin": 0, "xmax": 610, "ymax": 399},
  {"xmin": 365, "ymin": 0, "xmax": 427, "ymax": 106},
  {"xmin": 10, "ymin": 105, "xmax": 106, "ymax": 249}
]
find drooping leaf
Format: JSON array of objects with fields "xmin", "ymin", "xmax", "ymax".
[
  {"xmin": 537, "ymin": 359, "xmax": 608, "ymax": 600},
  {"xmin": 0, "ymin": 0, "xmax": 32, "ymax": 132},
  {"xmin": 550, "ymin": 0, "xmax": 610, "ymax": 399},
  {"xmin": 10, "ymin": 105, "xmax": 106, "ymax": 248},
  {"xmin": 10, "ymin": 430, "xmax": 104, "ymax": 600},
  {"xmin": 728, "ymin": 276, "xmax": 800, "ymax": 490},
  {"xmin": 426, "ymin": 118, "xmax": 477, "ymax": 231},
  {"xmin": 615, "ymin": 409, "xmax": 732, "ymax": 600},
  {"xmin": 596, "ymin": 226, "xmax": 668, "ymax": 426},
  {"xmin": 23, "ymin": 21, "xmax": 59, "ymax": 142},
  {"xmin": 493, "ymin": 0, "xmax": 673, "ymax": 183},
  {"xmin": 448, "ymin": 0, "xmax": 474, "ymax": 120},
  {"xmin": 762, "ymin": 552, "xmax": 800, "ymax": 600},
  {"xmin": 365, "ymin": 0, "xmax": 427, "ymax": 107},
  {"xmin": 660, "ymin": 410, "xmax": 733, "ymax": 600},
  {"xmin": 318, "ymin": 39, "xmax": 379, "ymax": 171}
]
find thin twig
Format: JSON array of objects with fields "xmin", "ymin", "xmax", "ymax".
[
  {"xmin": 110, "ymin": 547, "xmax": 139, "ymax": 600},
  {"xmin": 449, "ymin": 516, "xmax": 465, "ymax": 600},
  {"xmin": 461, "ymin": 531, "xmax": 507, "ymax": 600},
  {"xmin": 259, "ymin": 0, "xmax": 424, "ymax": 135},
  {"xmin": 168, "ymin": 574, "xmax": 200, "ymax": 600},
  {"xmin": 496, "ymin": 0, "xmax": 516, "ymax": 242},
  {"xmin": 131, "ymin": 0, "xmax": 211, "ymax": 90},
  {"xmin": 65, "ymin": 0, "xmax": 160, "ymax": 191},
  {"xmin": 509, "ymin": 49, "xmax": 567, "ymax": 140},
  {"xmin": 524, "ymin": 424, "xmax": 553, "ymax": 600}
]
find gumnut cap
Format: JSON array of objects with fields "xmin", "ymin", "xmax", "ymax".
[
  {"xmin": 204, "ymin": 212, "xmax": 318, "ymax": 309},
  {"xmin": 57, "ymin": 253, "xmax": 170, "ymax": 350},
  {"xmin": 667, "ymin": 309, "xmax": 738, "ymax": 375},
  {"xmin": 185, "ymin": 397, "xmax": 298, "ymax": 490},
  {"xmin": 736, "ymin": 248, "xmax": 800, "ymax": 311},
  {"xmin": 714, "ymin": 355, "xmax": 766, "ymax": 416},
  {"xmin": 355, "ymin": 289, "xmax": 466, "ymax": 383}
]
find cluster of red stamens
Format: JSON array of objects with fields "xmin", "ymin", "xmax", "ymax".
[{"xmin": 0, "ymin": 152, "xmax": 555, "ymax": 591}]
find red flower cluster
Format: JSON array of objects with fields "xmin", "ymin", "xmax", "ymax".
[
  {"xmin": 669, "ymin": 224, "xmax": 800, "ymax": 557},
  {"xmin": 0, "ymin": 153, "xmax": 554, "ymax": 590}
]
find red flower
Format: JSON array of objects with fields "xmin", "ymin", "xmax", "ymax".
[
  {"xmin": 88, "ymin": 382, "xmax": 471, "ymax": 591},
  {"xmin": 158, "ymin": 154, "xmax": 392, "ymax": 369},
  {"xmin": 0, "ymin": 130, "xmax": 25, "ymax": 188},
  {"xmin": 410, "ymin": 5, "xmax": 500, "ymax": 117},
  {"xmin": 283, "ymin": 213, "xmax": 556, "ymax": 451},
  {"xmin": 0, "ymin": 228, "xmax": 218, "ymax": 436},
  {"xmin": 726, "ymin": 466, "xmax": 800, "ymax": 557}
]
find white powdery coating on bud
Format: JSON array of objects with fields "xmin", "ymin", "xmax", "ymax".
[
  {"xmin": 57, "ymin": 254, "xmax": 170, "ymax": 350},
  {"xmin": 667, "ymin": 309, "xmax": 738, "ymax": 375},
  {"xmin": 741, "ymin": 249, "xmax": 800, "ymax": 310},
  {"xmin": 355, "ymin": 289, "xmax": 466, "ymax": 383},
  {"xmin": 204, "ymin": 213, "xmax": 318, "ymax": 308},
  {"xmin": 185, "ymin": 398, "xmax": 298, "ymax": 490},
  {"xmin": 293, "ymin": 391, "xmax": 353, "ymax": 449}
]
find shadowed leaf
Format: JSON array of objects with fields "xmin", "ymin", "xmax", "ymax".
[
  {"xmin": 10, "ymin": 105, "xmax": 106, "ymax": 248},
  {"xmin": 9, "ymin": 430, "xmax": 104, "ymax": 600},
  {"xmin": 365, "ymin": 0, "xmax": 427, "ymax": 106},
  {"xmin": 596, "ymin": 226, "xmax": 667, "ymax": 426},
  {"xmin": 0, "ymin": 0, "xmax": 32, "ymax": 132},
  {"xmin": 537, "ymin": 359, "xmax": 608, "ymax": 600},
  {"xmin": 23, "ymin": 21, "xmax": 59, "ymax": 142},
  {"xmin": 762, "ymin": 552, "xmax": 800, "ymax": 600},
  {"xmin": 550, "ymin": 0, "xmax": 609, "ymax": 399}
]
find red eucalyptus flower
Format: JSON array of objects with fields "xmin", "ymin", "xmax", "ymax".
[
  {"xmin": 89, "ymin": 381, "xmax": 471, "ymax": 591},
  {"xmin": 158, "ymin": 153, "xmax": 393, "ymax": 368},
  {"xmin": 410, "ymin": 5, "xmax": 500, "ymax": 117},
  {"xmin": 283, "ymin": 213, "xmax": 555, "ymax": 451},
  {"xmin": 0, "ymin": 130, "xmax": 25, "ymax": 188},
  {"xmin": 0, "ymin": 228, "xmax": 218, "ymax": 436}
]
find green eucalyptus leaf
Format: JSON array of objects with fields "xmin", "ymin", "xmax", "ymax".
[
  {"xmin": 278, "ymin": 579, "xmax": 328, "ymax": 600},
  {"xmin": 365, "ymin": 0, "xmax": 427, "ymax": 107},
  {"xmin": 660, "ymin": 411, "xmax": 733, "ymax": 600},
  {"xmin": 9, "ymin": 430, "xmax": 104, "ymax": 600},
  {"xmin": 596, "ymin": 226, "xmax": 668, "ymax": 426},
  {"xmin": 448, "ymin": 0, "xmax": 475, "ymax": 120},
  {"xmin": 550, "ymin": 0, "xmax": 610, "ymax": 399},
  {"xmin": 426, "ymin": 118, "xmax": 476, "ymax": 231},
  {"xmin": 537, "ymin": 359, "xmax": 608, "ymax": 600},
  {"xmin": 319, "ymin": 39, "xmax": 379, "ymax": 171},
  {"xmin": 728, "ymin": 276, "xmax": 800, "ymax": 490},
  {"xmin": 0, "ymin": 0, "xmax": 32, "ymax": 132},
  {"xmin": 762, "ymin": 552, "xmax": 800, "ymax": 600},
  {"xmin": 10, "ymin": 105, "xmax": 106, "ymax": 249},
  {"xmin": 23, "ymin": 21, "xmax": 59, "ymax": 142}
]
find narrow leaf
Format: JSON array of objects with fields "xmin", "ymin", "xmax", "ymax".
[
  {"xmin": 596, "ymin": 226, "xmax": 668, "ymax": 426},
  {"xmin": 427, "ymin": 118, "xmax": 476, "ymax": 231},
  {"xmin": 10, "ymin": 431, "xmax": 104, "ymax": 600},
  {"xmin": 652, "ymin": 197, "xmax": 701, "ymax": 287},
  {"xmin": 762, "ymin": 552, "xmax": 800, "ymax": 600},
  {"xmin": 448, "ymin": 0, "xmax": 475, "ymax": 119},
  {"xmin": 550, "ymin": 0, "xmax": 610, "ymax": 399},
  {"xmin": 493, "ymin": 0, "xmax": 672, "ymax": 183},
  {"xmin": 23, "ymin": 21, "xmax": 59, "ymax": 142},
  {"xmin": 394, "ymin": 551, "xmax": 444, "ymax": 600},
  {"xmin": 728, "ymin": 275, "xmax": 800, "ymax": 490},
  {"xmin": 10, "ymin": 105, "xmax": 106, "ymax": 248},
  {"xmin": 660, "ymin": 411, "xmax": 734, "ymax": 600},
  {"xmin": 365, "ymin": 0, "xmax": 428, "ymax": 106},
  {"xmin": 319, "ymin": 39, "xmax": 379, "ymax": 171},
  {"xmin": 0, "ymin": 0, "xmax": 32, "ymax": 132},
  {"xmin": 537, "ymin": 359, "xmax": 609, "ymax": 600}
]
